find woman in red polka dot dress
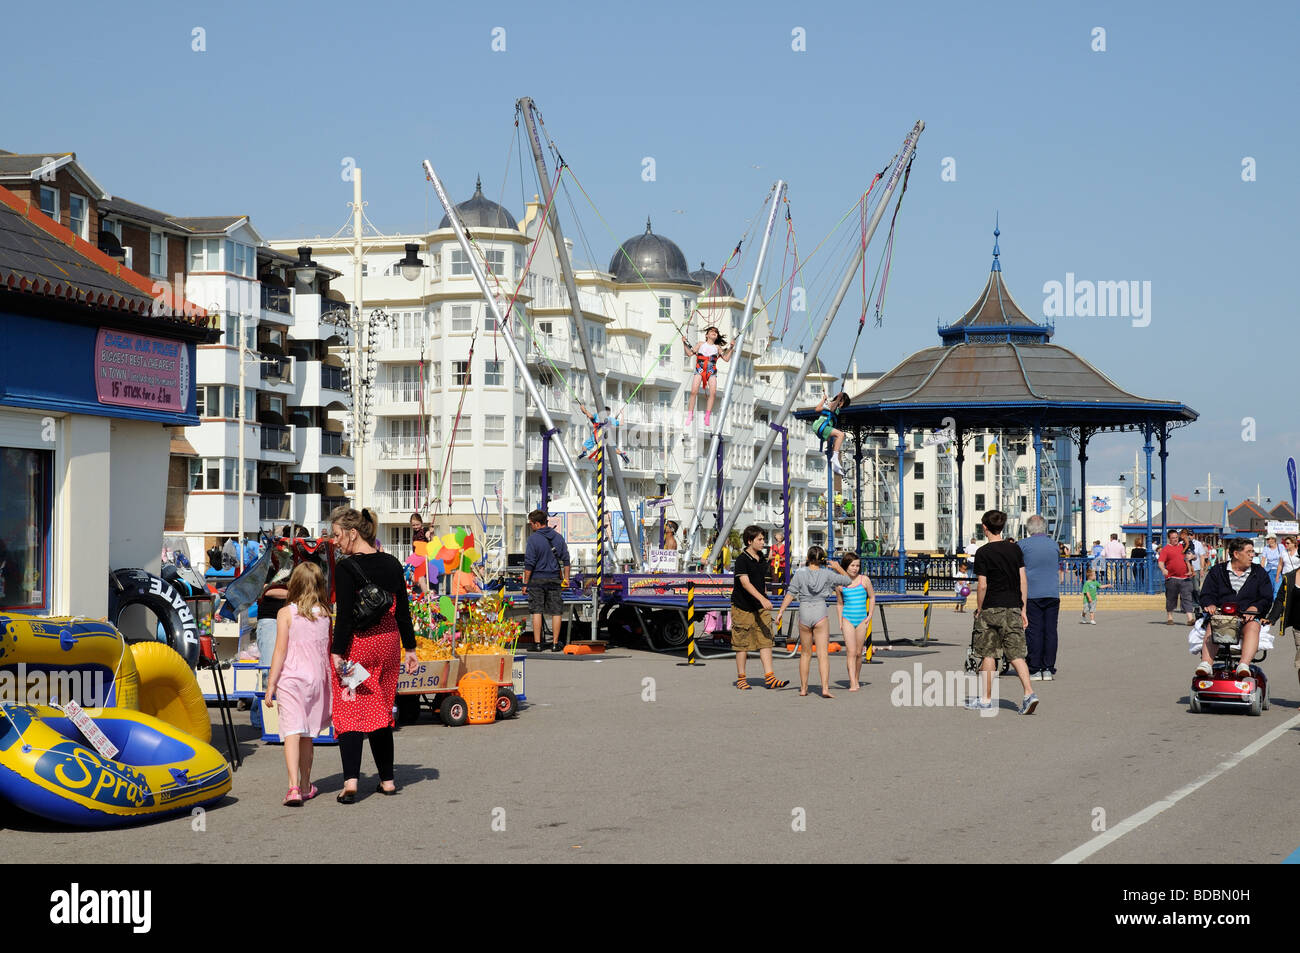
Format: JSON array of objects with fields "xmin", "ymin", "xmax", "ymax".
[{"xmin": 328, "ymin": 506, "xmax": 418, "ymax": 803}]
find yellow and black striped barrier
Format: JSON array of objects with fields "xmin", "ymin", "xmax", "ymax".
[
  {"xmin": 686, "ymin": 581, "xmax": 697, "ymax": 664},
  {"xmin": 864, "ymin": 600, "xmax": 874, "ymax": 662},
  {"xmin": 922, "ymin": 578, "xmax": 932, "ymax": 642}
]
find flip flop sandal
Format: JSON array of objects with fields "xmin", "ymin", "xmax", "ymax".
[{"xmin": 283, "ymin": 787, "xmax": 303, "ymax": 807}]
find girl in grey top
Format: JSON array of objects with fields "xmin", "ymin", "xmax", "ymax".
[{"xmin": 775, "ymin": 546, "xmax": 850, "ymax": 698}]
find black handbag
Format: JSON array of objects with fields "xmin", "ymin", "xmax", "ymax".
[{"xmin": 341, "ymin": 558, "xmax": 393, "ymax": 630}]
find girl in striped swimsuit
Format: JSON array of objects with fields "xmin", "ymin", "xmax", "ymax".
[{"xmin": 837, "ymin": 553, "xmax": 876, "ymax": 691}]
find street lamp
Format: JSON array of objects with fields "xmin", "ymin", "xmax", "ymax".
[{"xmin": 398, "ymin": 243, "xmax": 424, "ymax": 282}]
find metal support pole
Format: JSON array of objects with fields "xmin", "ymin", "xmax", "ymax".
[
  {"xmin": 896, "ymin": 421, "xmax": 906, "ymax": 594},
  {"xmin": 351, "ymin": 169, "xmax": 366, "ymax": 512},
  {"xmin": 539, "ymin": 426, "xmax": 557, "ymax": 512},
  {"xmin": 1144, "ymin": 422, "xmax": 1155, "ymax": 595},
  {"xmin": 1033, "ymin": 424, "xmax": 1043, "ymax": 517},
  {"xmin": 1158, "ymin": 425, "xmax": 1169, "ymax": 554},
  {"xmin": 686, "ymin": 179, "xmax": 788, "ymax": 552},
  {"xmin": 712, "ymin": 121, "xmax": 924, "ymax": 557},
  {"xmin": 715, "ymin": 438, "xmax": 725, "ymax": 547},
  {"xmin": 422, "ymin": 158, "xmax": 615, "ymax": 567},
  {"xmin": 518, "ymin": 98, "xmax": 642, "ymax": 566},
  {"xmin": 854, "ymin": 428, "xmax": 864, "ymax": 555},
  {"xmin": 771, "ymin": 422, "xmax": 791, "ymax": 591},
  {"xmin": 237, "ymin": 313, "xmax": 246, "ymax": 573},
  {"xmin": 1078, "ymin": 429, "xmax": 1090, "ymax": 558},
  {"xmin": 658, "ymin": 478, "xmax": 666, "ymax": 548},
  {"xmin": 825, "ymin": 442, "xmax": 834, "ymax": 555},
  {"xmin": 593, "ymin": 431, "xmax": 605, "ymax": 642},
  {"xmin": 955, "ymin": 425, "xmax": 966, "ymax": 554}
]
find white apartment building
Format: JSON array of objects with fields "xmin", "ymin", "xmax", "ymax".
[
  {"xmin": 274, "ymin": 182, "xmax": 838, "ymax": 562},
  {"xmin": 97, "ymin": 199, "xmax": 355, "ymax": 554}
]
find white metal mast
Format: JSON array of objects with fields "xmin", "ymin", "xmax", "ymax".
[{"xmin": 711, "ymin": 121, "xmax": 924, "ymax": 559}]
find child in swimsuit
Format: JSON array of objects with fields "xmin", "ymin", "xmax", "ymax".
[
  {"xmin": 576, "ymin": 403, "xmax": 630, "ymax": 465},
  {"xmin": 775, "ymin": 546, "xmax": 853, "ymax": 697},
  {"xmin": 836, "ymin": 552, "xmax": 876, "ymax": 690},
  {"xmin": 682, "ymin": 326, "xmax": 735, "ymax": 428},
  {"xmin": 812, "ymin": 391, "xmax": 851, "ymax": 476}
]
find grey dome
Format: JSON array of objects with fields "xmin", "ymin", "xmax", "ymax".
[
  {"xmin": 689, "ymin": 261, "xmax": 733, "ymax": 298},
  {"xmin": 608, "ymin": 218, "xmax": 696, "ymax": 285},
  {"xmin": 438, "ymin": 176, "xmax": 517, "ymax": 230}
]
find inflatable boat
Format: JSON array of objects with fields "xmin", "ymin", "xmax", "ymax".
[{"xmin": 0, "ymin": 703, "xmax": 231, "ymax": 826}]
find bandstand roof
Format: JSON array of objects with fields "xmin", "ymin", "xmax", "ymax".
[{"xmin": 795, "ymin": 226, "xmax": 1197, "ymax": 435}]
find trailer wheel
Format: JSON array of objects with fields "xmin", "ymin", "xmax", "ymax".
[
  {"xmin": 652, "ymin": 610, "xmax": 688, "ymax": 648},
  {"xmin": 496, "ymin": 687, "xmax": 519, "ymax": 719},
  {"xmin": 440, "ymin": 694, "xmax": 468, "ymax": 727}
]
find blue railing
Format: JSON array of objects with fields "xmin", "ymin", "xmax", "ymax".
[{"xmin": 854, "ymin": 554, "xmax": 1159, "ymax": 595}]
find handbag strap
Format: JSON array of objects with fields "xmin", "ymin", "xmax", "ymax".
[{"xmin": 341, "ymin": 555, "xmax": 379, "ymax": 589}]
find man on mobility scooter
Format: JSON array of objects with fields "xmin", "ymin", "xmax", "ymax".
[{"xmin": 1195, "ymin": 539, "xmax": 1273, "ymax": 680}]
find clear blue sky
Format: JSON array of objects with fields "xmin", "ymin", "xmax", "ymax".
[{"xmin": 5, "ymin": 0, "xmax": 1297, "ymax": 507}]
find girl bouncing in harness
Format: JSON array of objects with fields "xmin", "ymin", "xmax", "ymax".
[
  {"xmin": 576, "ymin": 403, "xmax": 631, "ymax": 465},
  {"xmin": 813, "ymin": 391, "xmax": 851, "ymax": 475},
  {"xmin": 682, "ymin": 326, "xmax": 735, "ymax": 427}
]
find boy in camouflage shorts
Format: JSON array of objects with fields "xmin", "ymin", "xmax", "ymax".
[{"xmin": 967, "ymin": 510, "xmax": 1039, "ymax": 715}]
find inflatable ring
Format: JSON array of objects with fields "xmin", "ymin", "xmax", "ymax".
[
  {"xmin": 109, "ymin": 569, "xmax": 201, "ymax": 669},
  {"xmin": 0, "ymin": 703, "xmax": 231, "ymax": 827},
  {"xmin": 130, "ymin": 643, "xmax": 211, "ymax": 743},
  {"xmin": 0, "ymin": 614, "xmax": 139, "ymax": 710}
]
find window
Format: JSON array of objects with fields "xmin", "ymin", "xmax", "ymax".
[
  {"xmin": 975, "ymin": 435, "xmax": 986, "ymax": 452},
  {"xmin": 0, "ymin": 447, "xmax": 52, "ymax": 609},
  {"xmin": 69, "ymin": 194, "xmax": 88, "ymax": 239},
  {"xmin": 484, "ymin": 415, "xmax": 505, "ymax": 442},
  {"xmin": 389, "ymin": 527, "xmax": 413, "ymax": 552},
  {"xmin": 189, "ymin": 238, "xmax": 220, "ymax": 271},
  {"xmin": 913, "ymin": 461, "xmax": 924, "ymax": 480},
  {"xmin": 485, "ymin": 469, "xmax": 505, "ymax": 492},
  {"xmin": 658, "ymin": 343, "xmax": 672, "ymax": 367},
  {"xmin": 913, "ymin": 432, "xmax": 924, "ymax": 449},
  {"xmin": 914, "ymin": 523, "xmax": 925, "ymax": 542},
  {"xmin": 452, "ymin": 361, "xmax": 471, "ymax": 387},
  {"xmin": 1019, "ymin": 495, "xmax": 1028, "ymax": 513},
  {"xmin": 975, "ymin": 464, "xmax": 985, "ymax": 482},
  {"xmin": 453, "ymin": 416, "xmax": 472, "ymax": 443},
  {"xmin": 428, "ymin": 361, "xmax": 442, "ymax": 389},
  {"xmin": 484, "ymin": 360, "xmax": 504, "ymax": 387},
  {"xmin": 658, "ymin": 296, "xmax": 671, "ymax": 320},
  {"xmin": 223, "ymin": 459, "xmax": 256, "ymax": 492},
  {"xmin": 451, "ymin": 305, "xmax": 473, "ymax": 332},
  {"xmin": 450, "ymin": 249, "xmax": 472, "ymax": 276},
  {"xmin": 914, "ymin": 492, "xmax": 924, "ymax": 511},
  {"xmin": 360, "ymin": 261, "xmax": 368, "ymax": 277},
  {"xmin": 388, "ymin": 310, "xmax": 425, "ymax": 349},
  {"xmin": 451, "ymin": 470, "xmax": 471, "ymax": 496},
  {"xmin": 149, "ymin": 232, "xmax": 166, "ymax": 276},
  {"xmin": 586, "ymin": 324, "xmax": 605, "ymax": 351},
  {"xmin": 514, "ymin": 472, "xmax": 523, "ymax": 501},
  {"xmin": 428, "ymin": 305, "xmax": 441, "ymax": 336},
  {"xmin": 974, "ymin": 493, "xmax": 986, "ymax": 511},
  {"xmin": 484, "ymin": 249, "xmax": 505, "ymax": 276},
  {"xmin": 38, "ymin": 186, "xmax": 58, "ymax": 222},
  {"xmin": 976, "ymin": 525, "xmax": 986, "ymax": 540}
]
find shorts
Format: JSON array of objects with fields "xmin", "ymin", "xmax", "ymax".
[
  {"xmin": 1293, "ymin": 628, "xmax": 1300, "ymax": 670},
  {"xmin": 1164, "ymin": 577, "xmax": 1195, "ymax": 613},
  {"xmin": 972, "ymin": 606, "xmax": 1027, "ymax": 662},
  {"xmin": 730, "ymin": 606, "xmax": 774, "ymax": 651},
  {"xmin": 527, "ymin": 577, "xmax": 564, "ymax": 616}
]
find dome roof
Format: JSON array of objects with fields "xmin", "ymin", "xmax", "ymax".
[
  {"xmin": 689, "ymin": 261, "xmax": 734, "ymax": 298},
  {"xmin": 438, "ymin": 176, "xmax": 517, "ymax": 230},
  {"xmin": 608, "ymin": 218, "xmax": 696, "ymax": 285}
]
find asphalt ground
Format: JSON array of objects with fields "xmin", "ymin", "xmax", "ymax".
[{"xmin": 4, "ymin": 608, "xmax": 1299, "ymax": 864}]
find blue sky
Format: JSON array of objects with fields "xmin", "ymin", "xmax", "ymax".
[{"xmin": 5, "ymin": 0, "xmax": 1297, "ymax": 507}]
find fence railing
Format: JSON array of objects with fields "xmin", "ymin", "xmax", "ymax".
[{"xmin": 853, "ymin": 554, "xmax": 1160, "ymax": 595}]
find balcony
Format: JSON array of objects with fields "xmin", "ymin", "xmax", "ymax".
[
  {"xmin": 321, "ymin": 431, "xmax": 347, "ymax": 457},
  {"xmin": 321, "ymin": 364, "xmax": 345, "ymax": 391},
  {"xmin": 260, "ymin": 423, "xmax": 293, "ymax": 455},
  {"xmin": 528, "ymin": 333, "xmax": 571, "ymax": 365},
  {"xmin": 525, "ymin": 385, "xmax": 571, "ymax": 417},
  {"xmin": 374, "ymin": 381, "xmax": 428, "ymax": 407},
  {"xmin": 260, "ymin": 494, "xmax": 291, "ymax": 521},
  {"xmin": 259, "ymin": 354, "xmax": 291, "ymax": 383},
  {"xmin": 294, "ymin": 361, "xmax": 350, "ymax": 407},
  {"xmin": 377, "ymin": 440, "xmax": 423, "ymax": 461},
  {"xmin": 375, "ymin": 489, "xmax": 424, "ymax": 514},
  {"xmin": 261, "ymin": 285, "xmax": 292, "ymax": 316}
]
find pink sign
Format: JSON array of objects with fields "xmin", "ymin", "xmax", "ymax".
[{"xmin": 94, "ymin": 329, "xmax": 190, "ymax": 412}]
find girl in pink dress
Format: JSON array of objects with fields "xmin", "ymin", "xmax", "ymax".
[{"xmin": 266, "ymin": 562, "xmax": 333, "ymax": 806}]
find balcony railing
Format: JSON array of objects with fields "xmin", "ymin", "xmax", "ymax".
[
  {"xmin": 374, "ymin": 381, "xmax": 426, "ymax": 403},
  {"xmin": 261, "ymin": 285, "xmax": 292, "ymax": 315},
  {"xmin": 260, "ymin": 494, "xmax": 290, "ymax": 520},
  {"xmin": 260, "ymin": 354, "xmax": 290, "ymax": 382},
  {"xmin": 321, "ymin": 431, "xmax": 346, "ymax": 456},
  {"xmin": 321, "ymin": 365, "xmax": 346, "ymax": 391},
  {"xmin": 260, "ymin": 424, "xmax": 292, "ymax": 452},
  {"xmin": 375, "ymin": 489, "xmax": 424, "ymax": 513}
]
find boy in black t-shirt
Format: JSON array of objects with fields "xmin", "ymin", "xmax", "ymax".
[
  {"xmin": 730, "ymin": 525, "xmax": 789, "ymax": 690},
  {"xmin": 967, "ymin": 510, "xmax": 1039, "ymax": 715}
]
